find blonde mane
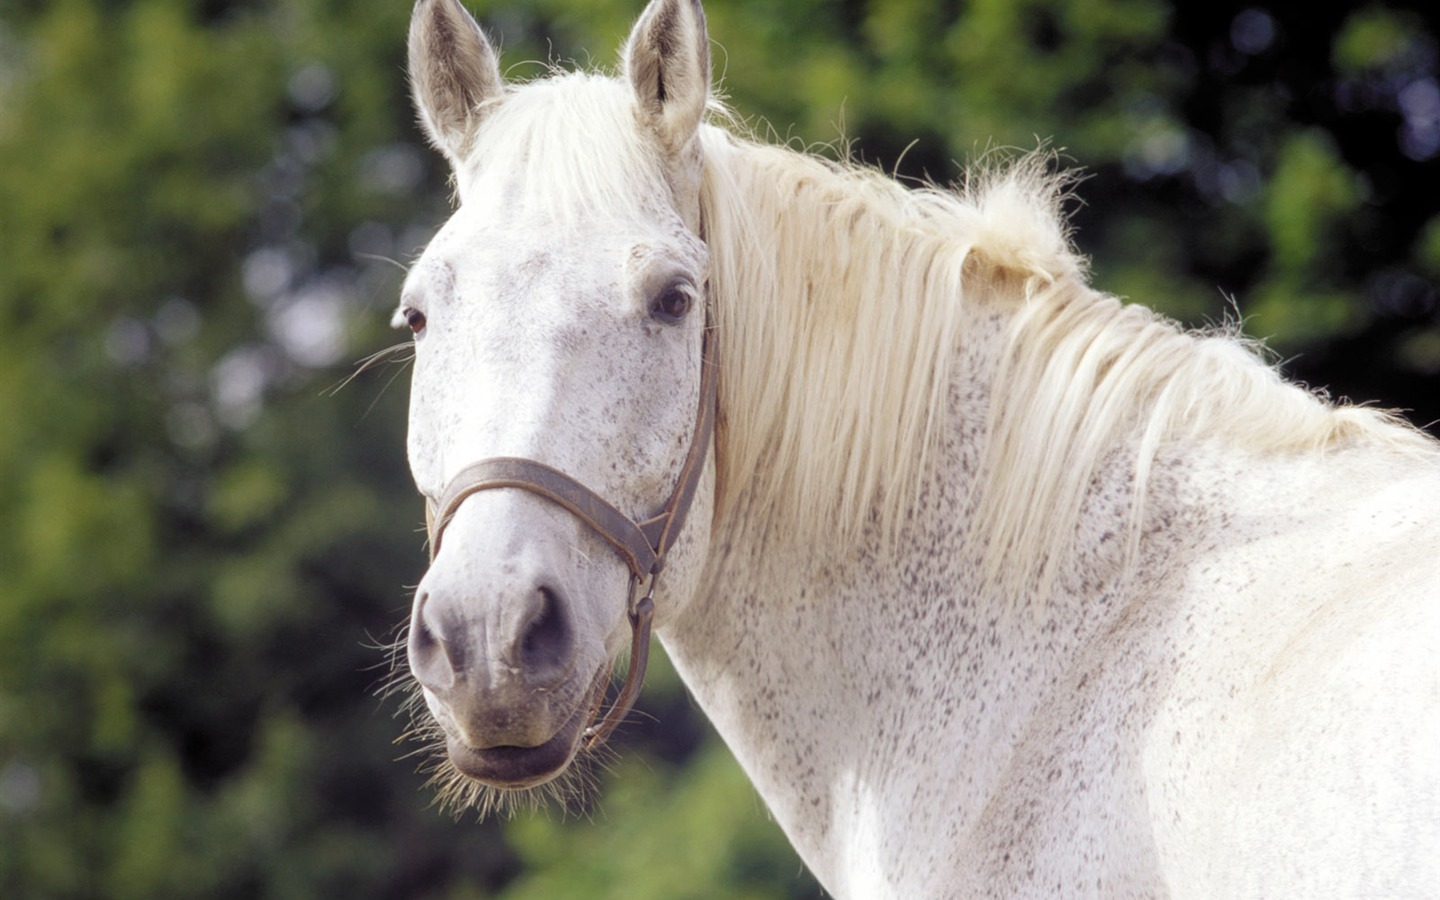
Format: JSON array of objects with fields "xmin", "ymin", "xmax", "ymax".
[{"xmin": 696, "ymin": 122, "xmax": 1436, "ymax": 597}]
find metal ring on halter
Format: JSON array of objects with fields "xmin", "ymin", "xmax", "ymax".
[{"xmin": 581, "ymin": 574, "xmax": 656, "ymax": 749}]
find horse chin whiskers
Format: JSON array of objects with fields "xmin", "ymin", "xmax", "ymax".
[
  {"xmin": 412, "ymin": 707, "xmax": 609, "ymax": 820},
  {"xmin": 425, "ymin": 738, "xmax": 611, "ymax": 821},
  {"xmin": 381, "ymin": 632, "xmax": 613, "ymax": 819}
]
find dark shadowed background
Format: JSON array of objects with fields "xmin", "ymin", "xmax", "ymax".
[{"xmin": 1, "ymin": 0, "xmax": 1436, "ymax": 896}]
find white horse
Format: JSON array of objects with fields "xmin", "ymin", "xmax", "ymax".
[{"xmin": 392, "ymin": 0, "xmax": 1440, "ymax": 895}]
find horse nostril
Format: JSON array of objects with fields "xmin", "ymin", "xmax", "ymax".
[
  {"xmin": 408, "ymin": 591, "xmax": 461, "ymax": 691},
  {"xmin": 519, "ymin": 585, "xmax": 574, "ymax": 677}
]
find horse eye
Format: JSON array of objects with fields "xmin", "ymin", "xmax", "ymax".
[
  {"xmin": 650, "ymin": 282, "xmax": 694, "ymax": 324},
  {"xmin": 403, "ymin": 307, "xmax": 427, "ymax": 334}
]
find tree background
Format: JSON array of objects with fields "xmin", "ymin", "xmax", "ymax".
[{"xmin": 0, "ymin": 0, "xmax": 1435, "ymax": 896}]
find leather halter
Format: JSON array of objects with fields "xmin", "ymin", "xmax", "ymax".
[{"xmin": 423, "ymin": 307, "xmax": 716, "ymax": 749}]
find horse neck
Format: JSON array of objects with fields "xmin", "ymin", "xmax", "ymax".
[
  {"xmin": 662, "ymin": 371, "xmax": 1167, "ymax": 895},
  {"xmin": 661, "ymin": 133, "xmax": 1440, "ymax": 896},
  {"xmin": 662, "ymin": 150, "xmax": 1169, "ymax": 890}
]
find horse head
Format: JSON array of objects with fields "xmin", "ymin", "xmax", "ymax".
[{"xmin": 397, "ymin": 0, "xmax": 715, "ymax": 800}]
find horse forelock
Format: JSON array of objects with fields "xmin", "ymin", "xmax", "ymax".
[{"xmin": 455, "ymin": 72, "xmax": 672, "ymax": 222}]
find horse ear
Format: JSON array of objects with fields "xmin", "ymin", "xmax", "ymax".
[
  {"xmin": 624, "ymin": 0, "xmax": 710, "ymax": 155},
  {"xmin": 408, "ymin": 0, "xmax": 504, "ymax": 166}
]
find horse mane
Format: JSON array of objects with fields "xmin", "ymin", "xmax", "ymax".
[
  {"xmin": 457, "ymin": 70, "xmax": 1434, "ymax": 600},
  {"xmin": 697, "ymin": 120, "xmax": 1436, "ymax": 599},
  {"xmin": 697, "ymin": 132, "xmax": 1074, "ymax": 544}
]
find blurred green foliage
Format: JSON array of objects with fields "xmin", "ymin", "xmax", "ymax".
[{"xmin": 1, "ymin": 0, "xmax": 1435, "ymax": 897}]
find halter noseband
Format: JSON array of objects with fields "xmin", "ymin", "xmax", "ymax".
[{"xmin": 422, "ymin": 307, "xmax": 716, "ymax": 750}]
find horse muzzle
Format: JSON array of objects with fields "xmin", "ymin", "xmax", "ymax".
[{"xmin": 406, "ymin": 527, "xmax": 616, "ymax": 788}]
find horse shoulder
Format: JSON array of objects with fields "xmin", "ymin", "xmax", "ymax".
[{"xmin": 1142, "ymin": 447, "xmax": 1440, "ymax": 897}]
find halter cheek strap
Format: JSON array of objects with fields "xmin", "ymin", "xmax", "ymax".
[{"xmin": 422, "ymin": 307, "xmax": 717, "ymax": 748}]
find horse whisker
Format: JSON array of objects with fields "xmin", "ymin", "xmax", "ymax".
[{"xmin": 325, "ymin": 342, "xmax": 414, "ymax": 397}]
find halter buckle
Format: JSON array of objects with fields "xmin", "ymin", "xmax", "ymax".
[{"xmin": 582, "ymin": 569, "xmax": 658, "ymax": 749}]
